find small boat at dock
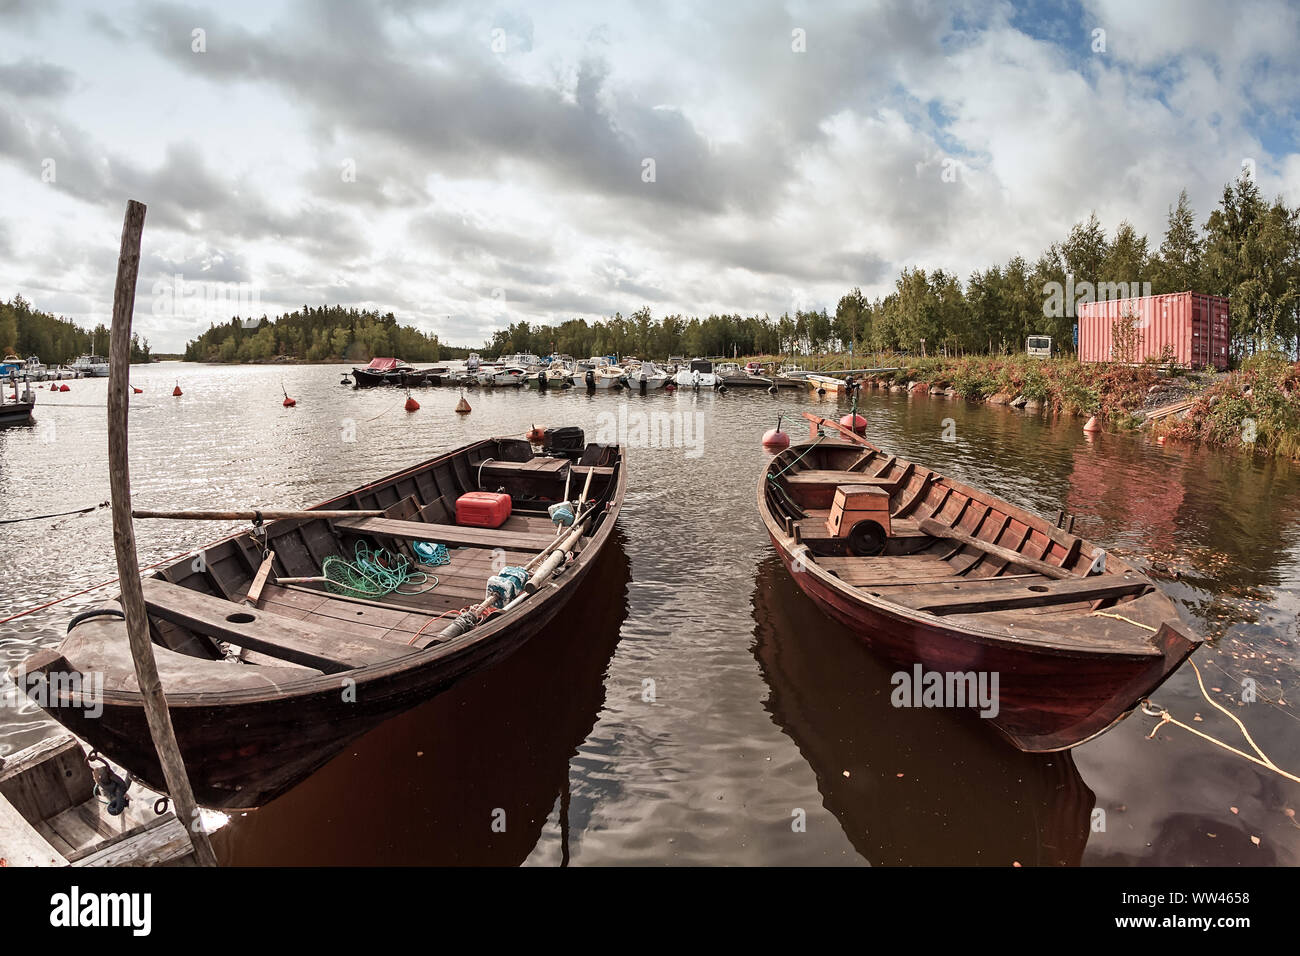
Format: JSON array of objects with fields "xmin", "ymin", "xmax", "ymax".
[
  {"xmin": 18, "ymin": 430, "xmax": 626, "ymax": 808},
  {"xmin": 0, "ymin": 732, "xmax": 220, "ymax": 866},
  {"xmin": 758, "ymin": 413, "xmax": 1201, "ymax": 752},
  {"xmin": 1, "ymin": 377, "xmax": 35, "ymax": 426}
]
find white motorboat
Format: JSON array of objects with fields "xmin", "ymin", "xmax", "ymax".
[
  {"xmin": 630, "ymin": 361, "xmax": 669, "ymax": 390},
  {"xmin": 674, "ymin": 358, "xmax": 719, "ymax": 388},
  {"xmin": 490, "ymin": 366, "xmax": 528, "ymax": 387},
  {"xmin": 71, "ymin": 354, "xmax": 110, "ymax": 377}
]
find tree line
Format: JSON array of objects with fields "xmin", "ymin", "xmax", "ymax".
[
  {"xmin": 0, "ymin": 295, "xmax": 151, "ymax": 364},
  {"xmin": 486, "ymin": 174, "xmax": 1299, "ymax": 361},
  {"xmin": 182, "ymin": 305, "xmax": 470, "ymax": 363}
]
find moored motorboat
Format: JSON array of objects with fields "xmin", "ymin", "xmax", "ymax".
[
  {"xmin": 805, "ymin": 373, "xmax": 851, "ymax": 394},
  {"xmin": 351, "ymin": 357, "xmax": 415, "ymax": 387},
  {"xmin": 1, "ymin": 376, "xmax": 36, "ymax": 426},
  {"xmin": 70, "ymin": 354, "xmax": 111, "ymax": 377},
  {"xmin": 757, "ymin": 412, "xmax": 1201, "ymax": 752},
  {"xmin": 674, "ymin": 358, "xmax": 719, "ymax": 389},
  {"xmin": 490, "ymin": 366, "xmax": 528, "ymax": 387},
  {"xmin": 17, "ymin": 431, "xmax": 626, "ymax": 808}
]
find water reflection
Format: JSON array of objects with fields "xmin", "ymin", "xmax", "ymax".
[
  {"xmin": 752, "ymin": 554, "xmax": 1094, "ymax": 866},
  {"xmin": 213, "ymin": 536, "xmax": 631, "ymax": 866}
]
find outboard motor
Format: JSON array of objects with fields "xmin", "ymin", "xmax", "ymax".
[
  {"xmin": 543, "ymin": 426, "xmax": 586, "ymax": 460},
  {"xmin": 539, "ymin": 369, "xmax": 548, "ymax": 391},
  {"xmin": 585, "ymin": 369, "xmax": 596, "ymax": 389}
]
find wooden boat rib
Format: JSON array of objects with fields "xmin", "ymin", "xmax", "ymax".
[
  {"xmin": 19, "ymin": 433, "xmax": 625, "ymax": 809},
  {"xmin": 758, "ymin": 414, "xmax": 1200, "ymax": 752}
]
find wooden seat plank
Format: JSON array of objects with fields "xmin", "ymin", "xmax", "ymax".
[
  {"xmin": 786, "ymin": 469, "xmax": 902, "ymax": 487},
  {"xmin": 141, "ymin": 579, "xmax": 412, "ymax": 673},
  {"xmin": 899, "ymin": 573, "xmax": 1151, "ymax": 616},
  {"xmin": 334, "ymin": 515, "xmax": 558, "ymax": 551}
]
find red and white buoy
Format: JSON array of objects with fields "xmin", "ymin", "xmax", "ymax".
[
  {"xmin": 131, "ymin": 385, "xmax": 143, "ymax": 394},
  {"xmin": 405, "ymin": 392, "xmax": 420, "ymax": 412},
  {"xmin": 1082, "ymin": 415, "xmax": 1101, "ymax": 433},
  {"xmin": 282, "ymin": 384, "xmax": 296, "ymax": 407},
  {"xmin": 840, "ymin": 412, "xmax": 868, "ymax": 435},
  {"xmin": 455, "ymin": 393, "xmax": 471, "ymax": 414},
  {"xmin": 173, "ymin": 381, "xmax": 183, "ymax": 397},
  {"xmin": 762, "ymin": 415, "xmax": 791, "ymax": 452}
]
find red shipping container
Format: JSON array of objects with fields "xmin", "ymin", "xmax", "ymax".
[
  {"xmin": 455, "ymin": 492, "xmax": 512, "ymax": 528},
  {"xmin": 1076, "ymin": 292, "xmax": 1230, "ymax": 370}
]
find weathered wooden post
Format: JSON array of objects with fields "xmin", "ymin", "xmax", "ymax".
[{"xmin": 107, "ymin": 199, "xmax": 218, "ymax": 867}]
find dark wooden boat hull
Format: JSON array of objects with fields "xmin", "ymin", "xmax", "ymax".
[
  {"xmin": 22, "ymin": 435, "xmax": 626, "ymax": 809},
  {"xmin": 0, "ymin": 401, "xmax": 34, "ymax": 426},
  {"xmin": 34, "ymin": 564, "xmax": 594, "ymax": 808},
  {"xmin": 759, "ymin": 415, "xmax": 1200, "ymax": 752},
  {"xmin": 769, "ymin": 536, "xmax": 1192, "ymax": 751}
]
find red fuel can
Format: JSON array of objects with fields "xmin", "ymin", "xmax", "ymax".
[{"xmin": 455, "ymin": 492, "xmax": 512, "ymax": 528}]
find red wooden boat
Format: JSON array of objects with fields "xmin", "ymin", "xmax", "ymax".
[
  {"xmin": 18, "ymin": 431, "xmax": 624, "ymax": 809},
  {"xmin": 757, "ymin": 413, "xmax": 1200, "ymax": 752}
]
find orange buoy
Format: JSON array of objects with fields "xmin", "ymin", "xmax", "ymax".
[
  {"xmin": 131, "ymin": 385, "xmax": 143, "ymax": 394},
  {"xmin": 455, "ymin": 395, "xmax": 471, "ymax": 414},
  {"xmin": 1082, "ymin": 415, "xmax": 1101, "ymax": 433},
  {"xmin": 50, "ymin": 383, "xmax": 57, "ymax": 390},
  {"xmin": 282, "ymin": 385, "xmax": 296, "ymax": 407},
  {"xmin": 526, "ymin": 424, "xmax": 544, "ymax": 443},
  {"xmin": 762, "ymin": 415, "xmax": 791, "ymax": 452},
  {"xmin": 59, "ymin": 383, "xmax": 70, "ymax": 392},
  {"xmin": 173, "ymin": 381, "xmax": 183, "ymax": 397},
  {"xmin": 840, "ymin": 413, "xmax": 868, "ymax": 435},
  {"xmin": 405, "ymin": 395, "xmax": 420, "ymax": 412}
]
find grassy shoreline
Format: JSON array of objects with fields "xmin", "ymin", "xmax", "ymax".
[{"xmin": 744, "ymin": 352, "xmax": 1300, "ymax": 460}]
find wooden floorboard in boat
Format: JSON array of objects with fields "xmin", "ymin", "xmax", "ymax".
[{"xmin": 817, "ymin": 554, "xmax": 955, "ymax": 585}]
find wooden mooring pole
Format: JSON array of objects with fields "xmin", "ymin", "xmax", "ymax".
[{"xmin": 107, "ymin": 199, "xmax": 218, "ymax": 867}]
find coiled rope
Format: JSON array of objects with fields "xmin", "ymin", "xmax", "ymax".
[{"xmin": 321, "ymin": 542, "xmax": 440, "ymax": 599}]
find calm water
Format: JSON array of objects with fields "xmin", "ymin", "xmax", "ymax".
[{"xmin": 1, "ymin": 363, "xmax": 1297, "ymax": 866}]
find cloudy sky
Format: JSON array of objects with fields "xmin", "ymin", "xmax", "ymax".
[{"xmin": 1, "ymin": 0, "xmax": 1298, "ymax": 352}]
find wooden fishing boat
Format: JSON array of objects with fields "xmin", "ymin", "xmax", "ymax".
[
  {"xmin": 18, "ymin": 431, "xmax": 625, "ymax": 809},
  {"xmin": 758, "ymin": 413, "xmax": 1200, "ymax": 752}
]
